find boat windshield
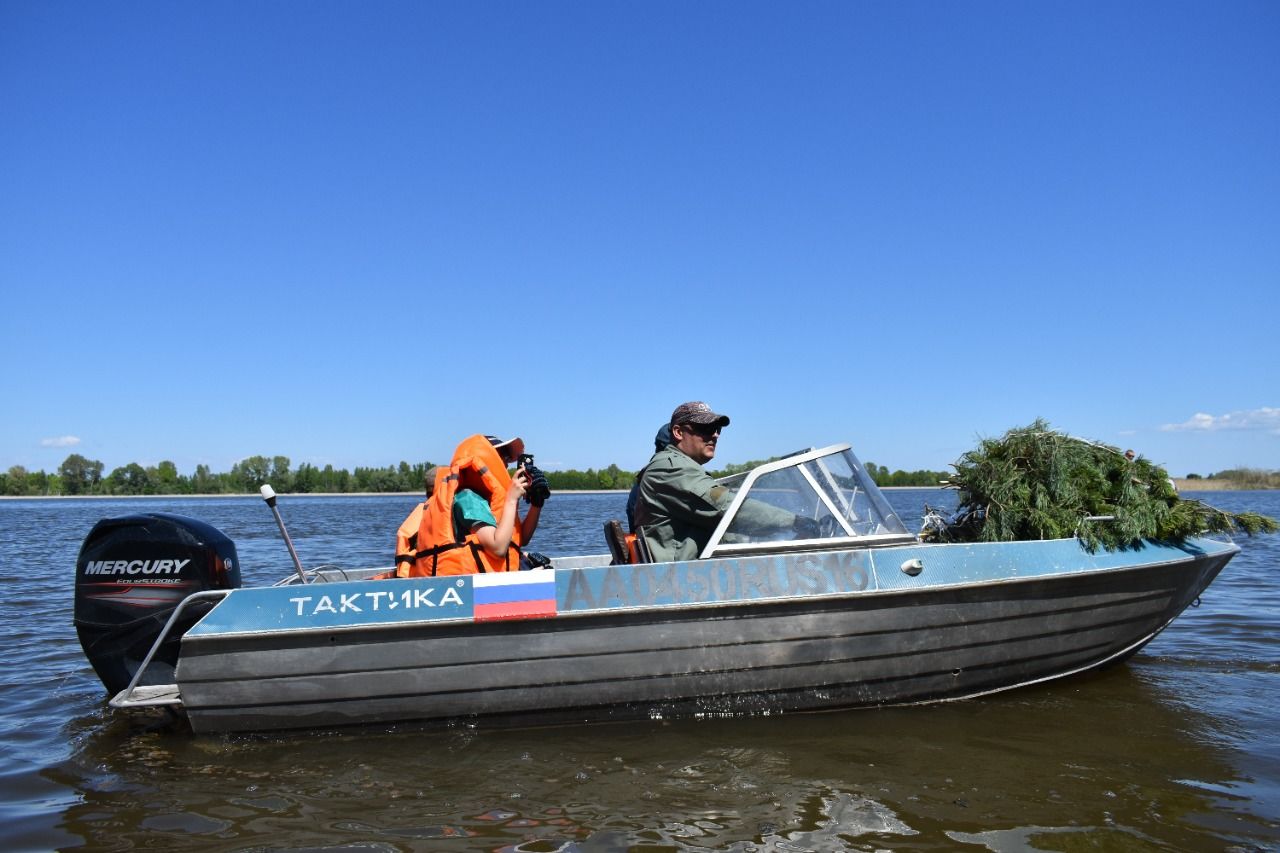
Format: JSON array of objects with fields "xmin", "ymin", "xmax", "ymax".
[{"xmin": 702, "ymin": 444, "xmax": 913, "ymax": 557}]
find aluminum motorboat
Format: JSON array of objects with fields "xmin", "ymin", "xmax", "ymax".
[{"xmin": 75, "ymin": 443, "xmax": 1237, "ymax": 734}]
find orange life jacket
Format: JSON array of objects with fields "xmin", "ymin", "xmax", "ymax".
[
  {"xmin": 394, "ymin": 503, "xmax": 425, "ymax": 570},
  {"xmin": 401, "ymin": 435, "xmax": 523, "ymax": 576}
]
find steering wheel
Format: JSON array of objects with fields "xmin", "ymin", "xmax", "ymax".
[{"xmin": 818, "ymin": 514, "xmax": 844, "ymax": 538}]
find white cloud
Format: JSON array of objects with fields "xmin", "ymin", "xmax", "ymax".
[
  {"xmin": 40, "ymin": 435, "xmax": 82, "ymax": 448},
  {"xmin": 1160, "ymin": 407, "xmax": 1280, "ymax": 434}
]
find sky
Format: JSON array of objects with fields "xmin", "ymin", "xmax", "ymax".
[{"xmin": 2, "ymin": 1, "xmax": 1277, "ymax": 480}]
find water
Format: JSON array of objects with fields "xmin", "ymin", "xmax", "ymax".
[{"xmin": 1, "ymin": 489, "xmax": 1277, "ymax": 851}]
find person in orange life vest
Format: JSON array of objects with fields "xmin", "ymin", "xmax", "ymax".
[
  {"xmin": 405, "ymin": 434, "xmax": 547, "ymax": 576},
  {"xmin": 393, "ymin": 467, "xmax": 437, "ymax": 572},
  {"xmin": 460, "ymin": 437, "xmax": 535, "ymax": 562}
]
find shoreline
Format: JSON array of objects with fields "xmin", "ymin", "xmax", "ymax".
[
  {"xmin": 1, "ymin": 482, "xmax": 1268, "ymax": 501},
  {"xmin": 2, "ymin": 487, "xmax": 938, "ymax": 501}
]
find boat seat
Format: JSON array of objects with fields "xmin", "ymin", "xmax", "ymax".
[{"xmin": 604, "ymin": 520, "xmax": 631, "ymax": 565}]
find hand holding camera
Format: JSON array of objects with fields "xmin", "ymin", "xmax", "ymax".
[{"xmin": 518, "ymin": 453, "xmax": 552, "ymax": 508}]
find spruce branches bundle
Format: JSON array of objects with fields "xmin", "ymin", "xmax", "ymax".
[{"xmin": 924, "ymin": 419, "xmax": 1277, "ymax": 551}]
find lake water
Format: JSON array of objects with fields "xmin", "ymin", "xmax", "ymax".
[{"xmin": 1, "ymin": 489, "xmax": 1276, "ymax": 851}]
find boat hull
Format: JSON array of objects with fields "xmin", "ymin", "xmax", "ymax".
[{"xmin": 172, "ymin": 537, "xmax": 1235, "ymax": 733}]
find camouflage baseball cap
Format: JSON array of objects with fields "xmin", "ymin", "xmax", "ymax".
[{"xmin": 670, "ymin": 401, "xmax": 730, "ymax": 428}]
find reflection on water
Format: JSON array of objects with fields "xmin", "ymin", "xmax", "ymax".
[
  {"xmin": 2, "ymin": 489, "xmax": 1278, "ymax": 850},
  {"xmin": 46, "ymin": 666, "xmax": 1271, "ymax": 851}
]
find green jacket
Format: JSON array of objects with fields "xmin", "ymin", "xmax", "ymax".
[
  {"xmin": 634, "ymin": 445, "xmax": 794, "ymax": 562},
  {"xmin": 633, "ymin": 445, "xmax": 727, "ymax": 562}
]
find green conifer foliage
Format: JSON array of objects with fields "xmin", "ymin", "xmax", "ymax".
[{"xmin": 929, "ymin": 419, "xmax": 1277, "ymax": 551}]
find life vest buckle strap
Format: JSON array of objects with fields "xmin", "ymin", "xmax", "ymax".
[{"xmin": 417, "ymin": 541, "xmax": 465, "ymax": 558}]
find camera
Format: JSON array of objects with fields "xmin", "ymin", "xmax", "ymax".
[{"xmin": 517, "ymin": 453, "xmax": 551, "ymax": 507}]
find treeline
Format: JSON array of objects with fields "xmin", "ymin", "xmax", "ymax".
[
  {"xmin": 1, "ymin": 454, "xmax": 435, "ymax": 497},
  {"xmin": 863, "ymin": 463, "xmax": 951, "ymax": 488},
  {"xmin": 1, "ymin": 453, "xmax": 952, "ymax": 497},
  {"xmin": 1185, "ymin": 468, "xmax": 1280, "ymax": 489},
  {"xmin": 545, "ymin": 460, "xmax": 949, "ymax": 490}
]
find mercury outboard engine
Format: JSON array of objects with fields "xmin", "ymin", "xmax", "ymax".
[{"xmin": 74, "ymin": 513, "xmax": 241, "ymax": 696}]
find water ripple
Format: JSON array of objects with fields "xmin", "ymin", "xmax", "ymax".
[{"xmin": 2, "ymin": 491, "xmax": 1278, "ymax": 851}]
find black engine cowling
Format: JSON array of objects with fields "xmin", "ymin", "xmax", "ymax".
[{"xmin": 74, "ymin": 512, "xmax": 241, "ymax": 696}]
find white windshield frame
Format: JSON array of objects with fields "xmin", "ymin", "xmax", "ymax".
[{"xmin": 699, "ymin": 443, "xmax": 917, "ymax": 558}]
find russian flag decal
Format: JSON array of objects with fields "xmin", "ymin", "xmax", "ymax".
[{"xmin": 472, "ymin": 568, "xmax": 557, "ymax": 622}]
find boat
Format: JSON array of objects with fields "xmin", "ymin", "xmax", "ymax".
[{"xmin": 74, "ymin": 443, "xmax": 1238, "ymax": 734}]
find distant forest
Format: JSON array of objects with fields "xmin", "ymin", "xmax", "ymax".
[
  {"xmin": 1, "ymin": 453, "xmax": 959, "ymax": 497},
  {"xmin": 10, "ymin": 452, "xmax": 1272, "ymax": 498}
]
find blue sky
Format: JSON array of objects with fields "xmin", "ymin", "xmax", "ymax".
[{"xmin": 2, "ymin": 1, "xmax": 1277, "ymax": 479}]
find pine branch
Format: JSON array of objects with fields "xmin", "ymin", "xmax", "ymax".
[{"xmin": 924, "ymin": 419, "xmax": 1278, "ymax": 551}]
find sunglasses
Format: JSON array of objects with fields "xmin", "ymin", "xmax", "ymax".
[{"xmin": 680, "ymin": 422, "xmax": 721, "ymax": 439}]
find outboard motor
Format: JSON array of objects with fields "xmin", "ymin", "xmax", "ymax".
[{"xmin": 74, "ymin": 513, "xmax": 241, "ymax": 696}]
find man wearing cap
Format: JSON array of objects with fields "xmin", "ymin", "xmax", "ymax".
[{"xmin": 634, "ymin": 402, "xmax": 800, "ymax": 562}]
